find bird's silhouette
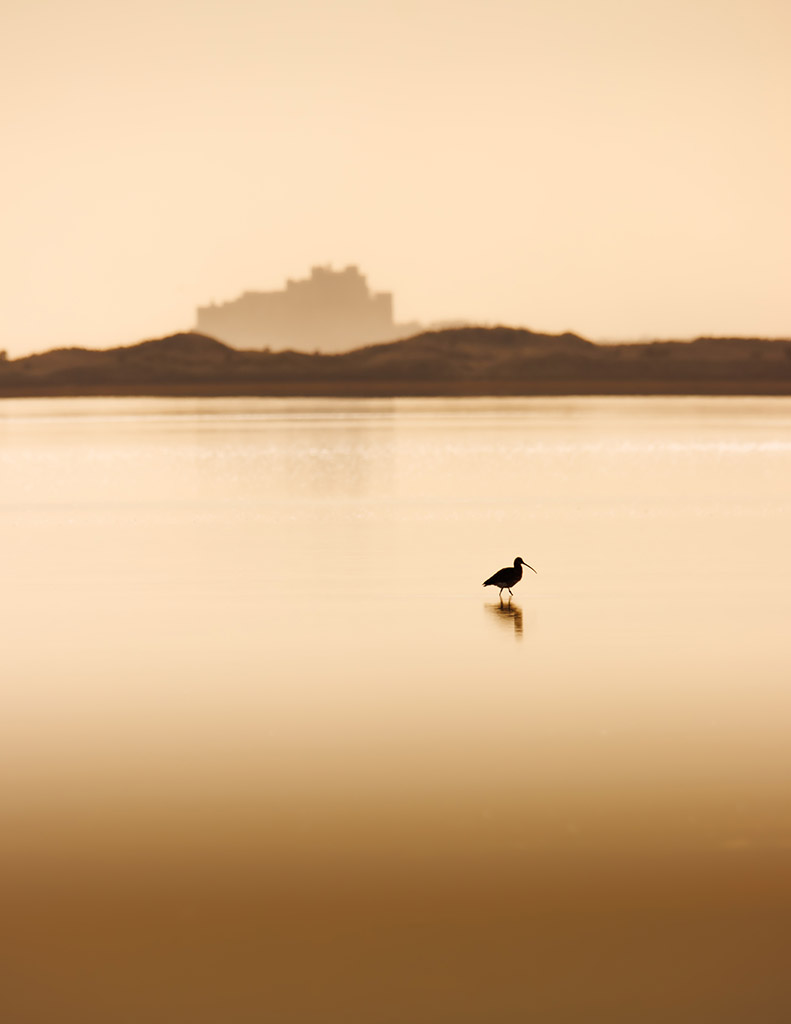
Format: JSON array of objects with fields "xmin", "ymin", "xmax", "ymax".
[{"xmin": 482, "ymin": 556, "xmax": 537, "ymax": 601}]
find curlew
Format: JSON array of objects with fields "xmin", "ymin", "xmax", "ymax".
[{"xmin": 482, "ymin": 556, "xmax": 537, "ymax": 600}]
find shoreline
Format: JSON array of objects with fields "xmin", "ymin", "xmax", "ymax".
[{"xmin": 3, "ymin": 378, "xmax": 791, "ymax": 399}]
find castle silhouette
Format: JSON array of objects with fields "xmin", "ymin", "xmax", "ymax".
[{"xmin": 195, "ymin": 265, "xmax": 420, "ymax": 353}]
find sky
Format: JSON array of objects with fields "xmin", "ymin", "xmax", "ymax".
[{"xmin": 1, "ymin": 0, "xmax": 789, "ymax": 356}]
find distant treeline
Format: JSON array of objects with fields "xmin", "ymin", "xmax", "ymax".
[{"xmin": 2, "ymin": 327, "xmax": 791, "ymax": 397}]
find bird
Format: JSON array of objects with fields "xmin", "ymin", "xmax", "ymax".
[{"xmin": 482, "ymin": 556, "xmax": 537, "ymax": 600}]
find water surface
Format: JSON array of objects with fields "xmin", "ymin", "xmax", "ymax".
[{"xmin": 2, "ymin": 396, "xmax": 790, "ymax": 1022}]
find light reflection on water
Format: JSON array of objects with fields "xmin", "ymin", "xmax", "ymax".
[{"xmin": 2, "ymin": 396, "xmax": 791, "ymax": 1022}]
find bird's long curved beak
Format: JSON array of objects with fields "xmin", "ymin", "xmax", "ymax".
[{"xmin": 525, "ymin": 564, "xmax": 537, "ymax": 573}]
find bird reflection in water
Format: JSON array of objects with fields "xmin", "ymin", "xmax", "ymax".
[{"xmin": 485, "ymin": 600, "xmax": 524, "ymax": 638}]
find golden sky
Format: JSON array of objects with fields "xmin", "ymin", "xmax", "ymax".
[{"xmin": 1, "ymin": 0, "xmax": 788, "ymax": 355}]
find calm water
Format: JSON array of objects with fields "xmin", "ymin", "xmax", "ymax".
[{"xmin": 2, "ymin": 396, "xmax": 790, "ymax": 1022}]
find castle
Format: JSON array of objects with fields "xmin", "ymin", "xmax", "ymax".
[{"xmin": 195, "ymin": 265, "xmax": 420, "ymax": 353}]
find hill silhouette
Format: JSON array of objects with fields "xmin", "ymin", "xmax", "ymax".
[{"xmin": 2, "ymin": 327, "xmax": 791, "ymax": 396}]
